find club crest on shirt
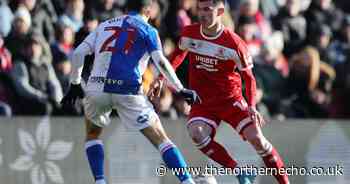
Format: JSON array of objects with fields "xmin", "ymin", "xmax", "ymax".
[{"xmin": 189, "ymin": 40, "xmax": 198, "ymax": 49}]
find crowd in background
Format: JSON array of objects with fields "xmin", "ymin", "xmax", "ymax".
[{"xmin": 0, "ymin": 0, "xmax": 350, "ymax": 119}]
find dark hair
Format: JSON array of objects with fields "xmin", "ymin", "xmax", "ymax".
[
  {"xmin": 198, "ymin": 0, "xmax": 226, "ymax": 5},
  {"xmin": 55, "ymin": 51, "xmax": 69, "ymax": 64},
  {"xmin": 25, "ymin": 32, "xmax": 42, "ymax": 47},
  {"xmin": 125, "ymin": 0, "xmax": 153, "ymax": 12},
  {"xmin": 213, "ymin": 0, "xmax": 226, "ymax": 5},
  {"xmin": 237, "ymin": 15, "xmax": 255, "ymax": 27},
  {"xmin": 83, "ymin": 9, "xmax": 98, "ymax": 23}
]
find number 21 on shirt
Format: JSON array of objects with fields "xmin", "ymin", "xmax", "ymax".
[{"xmin": 99, "ymin": 26, "xmax": 136, "ymax": 54}]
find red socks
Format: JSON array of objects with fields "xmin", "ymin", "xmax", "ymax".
[
  {"xmin": 198, "ymin": 137, "xmax": 289, "ymax": 184},
  {"xmin": 260, "ymin": 147, "xmax": 290, "ymax": 184},
  {"xmin": 198, "ymin": 139, "xmax": 237, "ymax": 169}
]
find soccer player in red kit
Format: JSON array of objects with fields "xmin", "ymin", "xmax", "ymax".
[{"xmin": 148, "ymin": 0, "xmax": 290, "ymax": 184}]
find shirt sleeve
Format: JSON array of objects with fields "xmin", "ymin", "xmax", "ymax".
[
  {"xmin": 82, "ymin": 29, "xmax": 98, "ymax": 54},
  {"xmin": 232, "ymin": 34, "xmax": 254, "ymax": 71},
  {"xmin": 146, "ymin": 28, "xmax": 162, "ymax": 53}
]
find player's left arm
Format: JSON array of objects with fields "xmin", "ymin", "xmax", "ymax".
[
  {"xmin": 240, "ymin": 66, "xmax": 266, "ymax": 127},
  {"xmin": 146, "ymin": 29, "xmax": 184, "ymax": 92},
  {"xmin": 61, "ymin": 29, "xmax": 97, "ymax": 107},
  {"xmin": 147, "ymin": 29, "xmax": 201, "ymax": 104},
  {"xmin": 70, "ymin": 30, "xmax": 97, "ymax": 85},
  {"xmin": 235, "ymin": 39, "xmax": 265, "ymax": 126},
  {"xmin": 241, "ymin": 69, "xmax": 257, "ymax": 108}
]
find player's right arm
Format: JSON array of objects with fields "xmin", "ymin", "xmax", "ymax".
[{"xmin": 147, "ymin": 28, "xmax": 200, "ymax": 104}]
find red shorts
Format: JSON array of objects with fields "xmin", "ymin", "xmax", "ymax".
[{"xmin": 188, "ymin": 99, "xmax": 253, "ymax": 138}]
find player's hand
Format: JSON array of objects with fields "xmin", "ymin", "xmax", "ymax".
[
  {"xmin": 178, "ymin": 88, "xmax": 202, "ymax": 105},
  {"xmin": 61, "ymin": 83, "xmax": 85, "ymax": 107},
  {"xmin": 248, "ymin": 107, "xmax": 265, "ymax": 127},
  {"xmin": 147, "ymin": 78, "xmax": 164, "ymax": 101}
]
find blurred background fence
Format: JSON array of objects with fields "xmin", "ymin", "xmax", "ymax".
[{"xmin": 0, "ymin": 117, "xmax": 349, "ymax": 184}]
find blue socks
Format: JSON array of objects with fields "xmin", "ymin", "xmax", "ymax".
[
  {"xmin": 159, "ymin": 140, "xmax": 193, "ymax": 183},
  {"xmin": 85, "ymin": 140, "xmax": 105, "ymax": 184},
  {"xmin": 85, "ymin": 139, "xmax": 193, "ymax": 184}
]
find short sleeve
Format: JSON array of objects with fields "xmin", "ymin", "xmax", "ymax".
[
  {"xmin": 82, "ymin": 29, "xmax": 98, "ymax": 53},
  {"xmin": 146, "ymin": 28, "xmax": 162, "ymax": 53},
  {"xmin": 232, "ymin": 33, "xmax": 254, "ymax": 71},
  {"xmin": 177, "ymin": 26, "xmax": 191, "ymax": 51}
]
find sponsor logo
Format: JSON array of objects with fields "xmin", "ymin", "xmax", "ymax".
[
  {"xmin": 137, "ymin": 114, "xmax": 149, "ymax": 124},
  {"xmin": 195, "ymin": 55, "xmax": 219, "ymax": 72}
]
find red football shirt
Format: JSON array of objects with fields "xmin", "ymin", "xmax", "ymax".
[{"xmin": 170, "ymin": 23, "xmax": 254, "ymax": 107}]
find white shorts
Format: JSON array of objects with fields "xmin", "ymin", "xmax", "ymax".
[{"xmin": 83, "ymin": 91, "xmax": 159, "ymax": 130}]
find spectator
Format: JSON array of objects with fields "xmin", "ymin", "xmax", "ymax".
[
  {"xmin": 285, "ymin": 46, "xmax": 335, "ymax": 118},
  {"xmin": 255, "ymin": 79, "xmax": 271, "ymax": 120},
  {"xmin": 148, "ymin": 0, "xmax": 162, "ymax": 29},
  {"xmin": 51, "ymin": 24, "xmax": 75, "ymax": 64},
  {"xmin": 40, "ymin": 0, "xmax": 59, "ymax": 23},
  {"xmin": 52, "ymin": 52, "xmax": 71, "ymax": 94},
  {"xmin": 5, "ymin": 5, "xmax": 31, "ymax": 61},
  {"xmin": 236, "ymin": 15, "xmax": 262, "ymax": 58},
  {"xmin": 304, "ymin": 0, "xmax": 343, "ymax": 35},
  {"xmin": 11, "ymin": 33, "xmax": 63, "ymax": 115},
  {"xmin": 238, "ymin": 0, "xmax": 271, "ymax": 40},
  {"xmin": 17, "ymin": 0, "xmax": 56, "ymax": 43},
  {"xmin": 334, "ymin": 0, "xmax": 350, "ymax": 13},
  {"xmin": 75, "ymin": 10, "xmax": 98, "ymax": 46},
  {"xmin": 0, "ymin": 73, "xmax": 13, "ymax": 118},
  {"xmin": 307, "ymin": 24, "xmax": 335, "ymax": 65},
  {"xmin": 330, "ymin": 49, "xmax": 350, "ymax": 118},
  {"xmin": 51, "ymin": 0, "xmax": 65, "ymax": 15},
  {"xmin": 272, "ymin": 0, "xmax": 307, "ymax": 56},
  {"xmin": 259, "ymin": 0, "xmax": 281, "ymax": 18},
  {"xmin": 0, "ymin": 35, "xmax": 14, "ymax": 116},
  {"xmin": 59, "ymin": 0, "xmax": 84, "ymax": 32},
  {"xmin": 89, "ymin": 0, "xmax": 122, "ymax": 22},
  {"xmin": 0, "ymin": 35, "xmax": 12, "ymax": 73},
  {"xmin": 258, "ymin": 31, "xmax": 289, "ymax": 77},
  {"xmin": 177, "ymin": 0, "xmax": 195, "ymax": 31},
  {"xmin": 328, "ymin": 15, "xmax": 350, "ymax": 65},
  {"xmin": 254, "ymin": 32, "xmax": 288, "ymax": 115},
  {"xmin": 52, "ymin": 51, "xmax": 83, "ymax": 116},
  {"xmin": 162, "ymin": 0, "xmax": 196, "ymax": 42},
  {"xmin": 0, "ymin": 1, "xmax": 14, "ymax": 37}
]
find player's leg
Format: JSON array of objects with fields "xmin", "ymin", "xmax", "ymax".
[
  {"xmin": 221, "ymin": 101, "xmax": 259, "ymax": 184},
  {"xmin": 187, "ymin": 119, "xmax": 238, "ymax": 169},
  {"xmin": 141, "ymin": 118, "xmax": 195, "ymax": 184},
  {"xmin": 85, "ymin": 119, "xmax": 106, "ymax": 184},
  {"xmin": 241, "ymin": 123, "xmax": 290, "ymax": 184},
  {"xmin": 115, "ymin": 94, "xmax": 195, "ymax": 184},
  {"xmin": 189, "ymin": 116, "xmax": 255, "ymax": 184},
  {"xmin": 83, "ymin": 92, "xmax": 112, "ymax": 184}
]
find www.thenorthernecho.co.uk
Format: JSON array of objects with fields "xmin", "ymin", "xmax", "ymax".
[{"xmin": 156, "ymin": 164, "xmax": 344, "ymax": 177}]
